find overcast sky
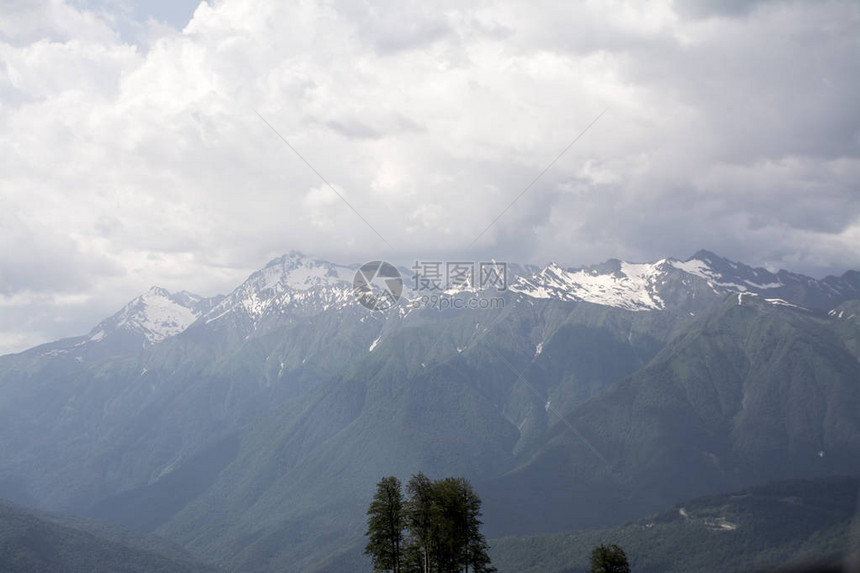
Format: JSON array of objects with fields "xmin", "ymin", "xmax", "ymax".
[{"xmin": 1, "ymin": 0, "xmax": 858, "ymax": 354}]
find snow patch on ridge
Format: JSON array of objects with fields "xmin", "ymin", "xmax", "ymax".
[
  {"xmin": 509, "ymin": 252, "xmax": 808, "ymax": 312},
  {"xmin": 669, "ymin": 259, "xmax": 784, "ymax": 293},
  {"xmin": 510, "ymin": 260, "xmax": 667, "ymax": 311},
  {"xmin": 765, "ymin": 298, "xmax": 802, "ymax": 309}
]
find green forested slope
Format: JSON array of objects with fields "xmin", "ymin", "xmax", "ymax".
[
  {"xmin": 483, "ymin": 296, "xmax": 860, "ymax": 536},
  {"xmin": 490, "ymin": 476, "xmax": 860, "ymax": 573},
  {"xmin": 0, "ymin": 501, "xmax": 218, "ymax": 573}
]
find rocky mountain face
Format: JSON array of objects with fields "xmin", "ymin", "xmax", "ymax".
[{"xmin": 0, "ymin": 250, "xmax": 858, "ymax": 572}]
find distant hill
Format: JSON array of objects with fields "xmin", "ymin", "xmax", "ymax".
[
  {"xmin": 489, "ymin": 475, "xmax": 860, "ymax": 573},
  {"xmin": 0, "ymin": 500, "xmax": 218, "ymax": 573}
]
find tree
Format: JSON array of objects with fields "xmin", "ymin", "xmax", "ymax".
[
  {"xmin": 369, "ymin": 474, "xmax": 495, "ymax": 573},
  {"xmin": 458, "ymin": 479, "xmax": 495, "ymax": 573},
  {"xmin": 432, "ymin": 477, "xmax": 465, "ymax": 570},
  {"xmin": 433, "ymin": 477, "xmax": 495, "ymax": 573},
  {"xmin": 404, "ymin": 473, "xmax": 437, "ymax": 573},
  {"xmin": 590, "ymin": 543, "xmax": 630, "ymax": 573},
  {"xmin": 366, "ymin": 476, "xmax": 405, "ymax": 573},
  {"xmin": 400, "ymin": 474, "xmax": 495, "ymax": 573}
]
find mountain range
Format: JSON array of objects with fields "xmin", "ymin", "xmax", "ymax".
[{"xmin": 1, "ymin": 249, "xmax": 858, "ymax": 572}]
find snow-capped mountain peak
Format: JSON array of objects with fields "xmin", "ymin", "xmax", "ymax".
[
  {"xmin": 201, "ymin": 253, "xmax": 364, "ymax": 328},
  {"xmin": 91, "ymin": 286, "xmax": 207, "ymax": 344},
  {"xmin": 667, "ymin": 251, "xmax": 785, "ymax": 292},
  {"xmin": 253, "ymin": 252, "xmax": 356, "ymax": 291}
]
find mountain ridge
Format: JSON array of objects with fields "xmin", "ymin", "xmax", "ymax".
[{"xmin": 9, "ymin": 250, "xmax": 860, "ymax": 360}]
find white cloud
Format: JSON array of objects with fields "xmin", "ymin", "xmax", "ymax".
[
  {"xmin": 0, "ymin": 0, "xmax": 119, "ymax": 45},
  {"xmin": 0, "ymin": 0, "xmax": 858, "ymax": 353}
]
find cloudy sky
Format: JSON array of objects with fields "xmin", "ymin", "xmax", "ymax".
[{"xmin": 1, "ymin": 0, "xmax": 858, "ymax": 354}]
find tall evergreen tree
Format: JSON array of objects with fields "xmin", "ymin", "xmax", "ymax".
[
  {"xmin": 458, "ymin": 479, "xmax": 495, "ymax": 573},
  {"xmin": 365, "ymin": 476, "xmax": 405, "ymax": 573},
  {"xmin": 405, "ymin": 473, "xmax": 437, "ymax": 573},
  {"xmin": 432, "ymin": 478, "xmax": 465, "ymax": 570}
]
